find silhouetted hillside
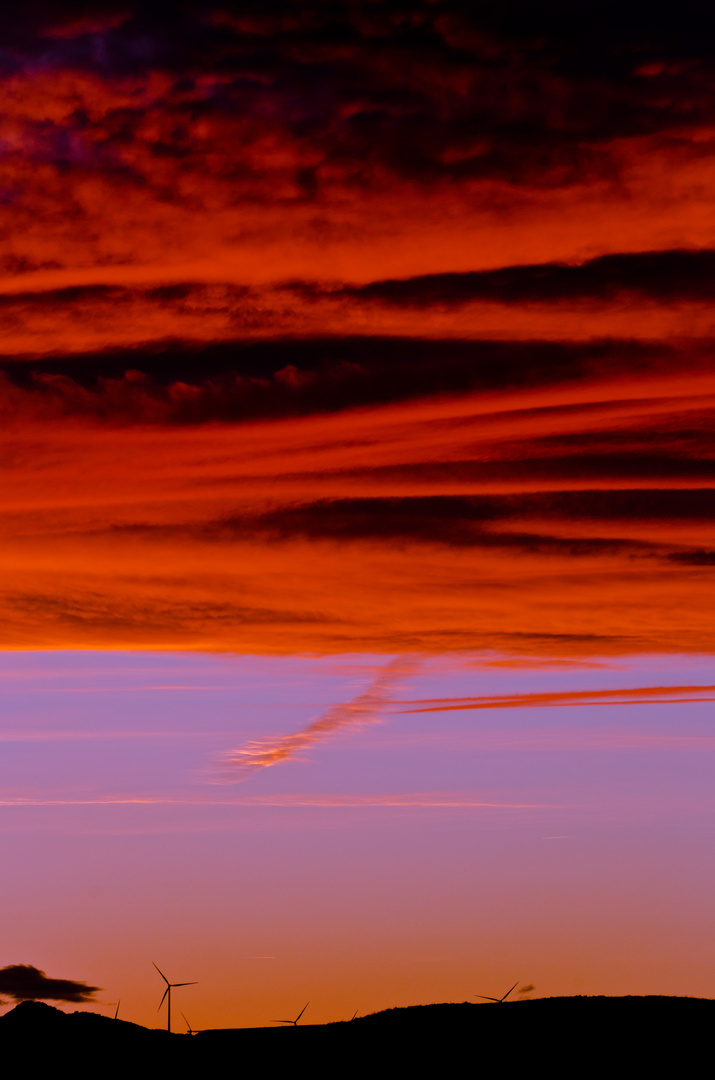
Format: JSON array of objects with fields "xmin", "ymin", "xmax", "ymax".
[
  {"xmin": 0, "ymin": 1000, "xmax": 174, "ymax": 1070},
  {"xmin": 2, "ymin": 997, "xmax": 712, "ymax": 1076}
]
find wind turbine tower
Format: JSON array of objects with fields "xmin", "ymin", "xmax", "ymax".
[{"xmin": 152, "ymin": 962, "xmax": 198, "ymax": 1033}]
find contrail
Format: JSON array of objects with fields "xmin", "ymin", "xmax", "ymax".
[
  {"xmin": 395, "ymin": 682, "xmax": 715, "ymax": 713},
  {"xmin": 220, "ymin": 657, "xmax": 418, "ymax": 780}
]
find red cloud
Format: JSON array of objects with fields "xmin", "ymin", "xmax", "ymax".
[{"xmin": 1, "ymin": 360, "xmax": 714, "ymax": 655}]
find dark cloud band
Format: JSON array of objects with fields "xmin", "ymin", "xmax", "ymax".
[
  {"xmin": 0, "ymin": 965, "xmax": 101, "ymax": 1004},
  {"xmin": 338, "ymin": 250, "xmax": 715, "ymax": 307}
]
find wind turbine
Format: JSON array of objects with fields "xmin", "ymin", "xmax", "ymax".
[
  {"xmin": 274, "ymin": 1002, "xmax": 309, "ymax": 1026},
  {"xmin": 475, "ymin": 981, "xmax": 519, "ymax": 1003},
  {"xmin": 152, "ymin": 962, "xmax": 198, "ymax": 1033},
  {"xmin": 180, "ymin": 1011, "xmax": 197, "ymax": 1035}
]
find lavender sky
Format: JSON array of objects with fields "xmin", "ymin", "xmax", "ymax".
[{"xmin": 1, "ymin": 649, "xmax": 714, "ymax": 1026}]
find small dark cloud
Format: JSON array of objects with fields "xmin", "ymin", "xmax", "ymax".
[{"xmin": 0, "ymin": 965, "xmax": 101, "ymax": 1004}]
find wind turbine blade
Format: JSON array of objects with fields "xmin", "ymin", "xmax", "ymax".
[
  {"xmin": 172, "ymin": 981, "xmax": 198, "ymax": 987},
  {"xmin": 158, "ymin": 986, "xmax": 169, "ymax": 1011},
  {"xmin": 295, "ymin": 1002, "xmax": 309, "ymax": 1022},
  {"xmin": 475, "ymin": 995, "xmax": 500, "ymax": 1002},
  {"xmin": 152, "ymin": 962, "xmax": 170, "ymax": 985},
  {"xmin": 114, "ymin": 1000, "xmax": 120, "ymax": 1020},
  {"xmin": 180, "ymin": 1011, "xmax": 191, "ymax": 1031},
  {"xmin": 501, "ymin": 981, "xmax": 519, "ymax": 1002}
]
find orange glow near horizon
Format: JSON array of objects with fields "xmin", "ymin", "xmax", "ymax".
[{"xmin": 1, "ymin": 649, "xmax": 715, "ymax": 1028}]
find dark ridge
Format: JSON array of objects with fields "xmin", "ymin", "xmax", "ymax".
[{"xmin": 3, "ymin": 997, "xmax": 711, "ymax": 1074}]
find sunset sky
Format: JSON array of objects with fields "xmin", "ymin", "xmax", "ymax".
[{"xmin": 2, "ymin": 0, "xmax": 715, "ymax": 1028}]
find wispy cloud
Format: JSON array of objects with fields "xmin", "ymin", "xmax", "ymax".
[
  {"xmin": 218, "ymin": 657, "xmax": 418, "ymax": 779},
  {"xmin": 0, "ymin": 792, "xmax": 564, "ymax": 809},
  {"xmin": 0, "ymin": 730, "xmax": 228, "ymax": 742},
  {"xmin": 234, "ymin": 794, "xmax": 562, "ymax": 808},
  {"xmin": 396, "ymin": 683, "xmax": 715, "ymax": 714}
]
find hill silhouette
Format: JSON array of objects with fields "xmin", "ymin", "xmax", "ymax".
[{"xmin": 2, "ymin": 996, "xmax": 711, "ymax": 1075}]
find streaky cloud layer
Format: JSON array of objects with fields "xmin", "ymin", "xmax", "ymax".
[
  {"xmin": 2, "ymin": 356, "xmax": 715, "ymax": 655},
  {"xmin": 2, "ymin": 2, "xmax": 715, "ymax": 659},
  {"xmin": 4, "ymin": 251, "xmax": 715, "ymax": 355}
]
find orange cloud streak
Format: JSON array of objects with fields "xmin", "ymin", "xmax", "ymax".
[
  {"xmin": 2, "ymin": 362, "xmax": 715, "ymax": 655},
  {"xmin": 0, "ymin": 793, "xmax": 560, "ymax": 809},
  {"xmin": 220, "ymin": 657, "xmax": 417, "ymax": 778},
  {"xmin": 396, "ymin": 684, "xmax": 715, "ymax": 713}
]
